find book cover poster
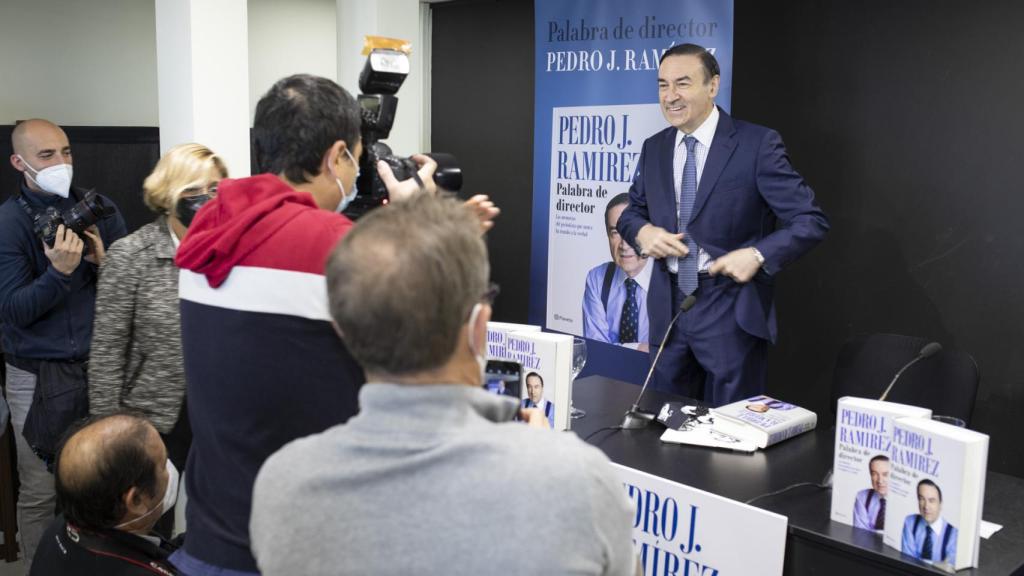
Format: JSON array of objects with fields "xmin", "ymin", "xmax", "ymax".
[{"xmin": 531, "ymin": 0, "xmax": 734, "ymax": 383}]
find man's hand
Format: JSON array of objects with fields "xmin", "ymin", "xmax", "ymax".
[
  {"xmin": 82, "ymin": 226, "xmax": 106, "ymax": 266},
  {"xmin": 377, "ymin": 154, "xmax": 438, "ymax": 202},
  {"xmin": 709, "ymin": 247, "xmax": 762, "ymax": 283},
  {"xmin": 44, "ymin": 224, "xmax": 84, "ymax": 276},
  {"xmin": 519, "ymin": 408, "xmax": 551, "ymax": 429},
  {"xmin": 464, "ymin": 194, "xmax": 500, "ymax": 233},
  {"xmin": 636, "ymin": 223, "xmax": 688, "ymax": 259}
]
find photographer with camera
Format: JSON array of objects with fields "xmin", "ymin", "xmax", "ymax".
[
  {"xmin": 170, "ymin": 74, "xmax": 456, "ymax": 576},
  {"xmin": 0, "ymin": 118, "xmax": 126, "ymax": 573}
]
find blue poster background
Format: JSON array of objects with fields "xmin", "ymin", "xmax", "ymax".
[{"xmin": 531, "ymin": 0, "xmax": 734, "ymax": 384}]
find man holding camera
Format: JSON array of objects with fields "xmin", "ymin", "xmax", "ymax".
[
  {"xmin": 170, "ymin": 74, "xmax": 448, "ymax": 576},
  {"xmin": 0, "ymin": 118, "xmax": 126, "ymax": 572}
]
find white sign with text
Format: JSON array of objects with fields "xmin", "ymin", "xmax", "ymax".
[{"xmin": 613, "ymin": 463, "xmax": 788, "ymax": 576}]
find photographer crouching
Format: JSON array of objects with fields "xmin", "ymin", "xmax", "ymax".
[{"xmin": 0, "ymin": 118, "xmax": 126, "ymax": 572}]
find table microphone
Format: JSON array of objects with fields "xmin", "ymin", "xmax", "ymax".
[
  {"xmin": 620, "ymin": 294, "xmax": 697, "ymax": 429},
  {"xmin": 878, "ymin": 342, "xmax": 942, "ymax": 401}
]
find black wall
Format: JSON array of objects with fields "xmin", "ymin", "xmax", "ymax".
[{"xmin": 432, "ymin": 0, "xmax": 1024, "ymax": 477}]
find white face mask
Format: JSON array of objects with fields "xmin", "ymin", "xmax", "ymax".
[
  {"xmin": 115, "ymin": 459, "xmax": 179, "ymax": 530},
  {"xmin": 467, "ymin": 303, "xmax": 487, "ymax": 384},
  {"xmin": 18, "ymin": 155, "xmax": 73, "ymax": 198},
  {"xmin": 334, "ymin": 148, "xmax": 360, "ymax": 213}
]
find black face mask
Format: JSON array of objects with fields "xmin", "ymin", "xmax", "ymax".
[{"xmin": 175, "ymin": 194, "xmax": 213, "ymax": 227}]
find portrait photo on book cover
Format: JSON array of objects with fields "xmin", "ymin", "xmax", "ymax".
[
  {"xmin": 900, "ymin": 479, "xmax": 958, "ymax": 566},
  {"xmin": 744, "ymin": 396, "xmax": 796, "ymax": 412},
  {"xmin": 582, "ymin": 193, "xmax": 651, "ymax": 352},
  {"xmin": 853, "ymin": 454, "xmax": 889, "ymax": 531},
  {"xmin": 520, "ymin": 372, "xmax": 555, "ymax": 428}
]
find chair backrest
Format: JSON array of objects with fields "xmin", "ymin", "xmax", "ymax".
[{"xmin": 831, "ymin": 333, "xmax": 980, "ymax": 426}]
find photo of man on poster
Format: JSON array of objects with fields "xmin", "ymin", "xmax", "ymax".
[{"xmin": 582, "ymin": 193, "xmax": 651, "ymax": 351}]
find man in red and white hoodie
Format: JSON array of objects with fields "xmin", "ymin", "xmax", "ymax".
[{"xmin": 170, "ymin": 74, "xmax": 468, "ymax": 576}]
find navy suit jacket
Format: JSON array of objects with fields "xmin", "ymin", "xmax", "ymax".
[{"xmin": 617, "ymin": 108, "xmax": 829, "ymax": 345}]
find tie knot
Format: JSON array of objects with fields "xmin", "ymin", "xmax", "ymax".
[
  {"xmin": 683, "ymin": 135, "xmax": 697, "ymax": 153},
  {"xmin": 624, "ymin": 278, "xmax": 637, "ymax": 292}
]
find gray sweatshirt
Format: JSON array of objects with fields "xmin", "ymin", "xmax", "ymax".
[{"xmin": 251, "ymin": 383, "xmax": 637, "ymax": 576}]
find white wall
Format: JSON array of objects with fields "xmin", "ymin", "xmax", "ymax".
[
  {"xmin": 337, "ymin": 0, "xmax": 428, "ymax": 153},
  {"xmin": 0, "ymin": 0, "xmax": 159, "ymax": 126},
  {"xmin": 248, "ymin": 0, "xmax": 338, "ymax": 122},
  {"xmin": 0, "ymin": 0, "xmax": 340, "ymax": 127}
]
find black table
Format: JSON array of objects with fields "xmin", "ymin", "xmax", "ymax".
[{"xmin": 570, "ymin": 375, "xmax": 1024, "ymax": 576}]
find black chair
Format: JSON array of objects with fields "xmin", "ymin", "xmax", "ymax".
[{"xmin": 831, "ymin": 333, "xmax": 980, "ymax": 426}]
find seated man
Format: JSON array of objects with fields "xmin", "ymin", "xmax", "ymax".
[
  {"xmin": 251, "ymin": 195, "xmax": 637, "ymax": 576},
  {"xmin": 31, "ymin": 413, "xmax": 180, "ymax": 575}
]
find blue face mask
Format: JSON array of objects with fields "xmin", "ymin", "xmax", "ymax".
[{"xmin": 335, "ymin": 148, "xmax": 360, "ymax": 213}]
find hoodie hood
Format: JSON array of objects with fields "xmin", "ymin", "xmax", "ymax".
[{"xmin": 175, "ymin": 174, "xmax": 322, "ymax": 288}]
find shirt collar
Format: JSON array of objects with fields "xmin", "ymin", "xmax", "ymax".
[
  {"xmin": 675, "ymin": 105, "xmax": 720, "ymax": 151},
  {"xmin": 929, "ymin": 517, "xmax": 946, "ymax": 536},
  {"xmin": 167, "ymin": 217, "xmax": 180, "ymax": 250},
  {"xmin": 622, "ymin": 257, "xmax": 653, "ymax": 293}
]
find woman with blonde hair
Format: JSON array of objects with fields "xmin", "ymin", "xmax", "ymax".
[{"xmin": 88, "ymin": 143, "xmax": 226, "ymax": 498}]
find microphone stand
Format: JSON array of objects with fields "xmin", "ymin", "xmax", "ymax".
[
  {"xmin": 620, "ymin": 294, "xmax": 697, "ymax": 429},
  {"xmin": 878, "ymin": 342, "xmax": 942, "ymax": 401}
]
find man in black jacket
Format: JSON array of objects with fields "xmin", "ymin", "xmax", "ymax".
[
  {"xmin": 1, "ymin": 118, "xmax": 126, "ymax": 571},
  {"xmin": 30, "ymin": 413, "xmax": 180, "ymax": 575}
]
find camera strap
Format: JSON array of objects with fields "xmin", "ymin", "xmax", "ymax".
[{"xmin": 15, "ymin": 185, "xmax": 84, "ymax": 220}]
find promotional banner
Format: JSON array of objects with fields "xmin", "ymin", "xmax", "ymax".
[
  {"xmin": 531, "ymin": 0, "xmax": 734, "ymax": 383},
  {"xmin": 614, "ymin": 463, "xmax": 788, "ymax": 575}
]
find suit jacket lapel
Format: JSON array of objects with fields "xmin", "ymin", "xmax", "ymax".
[
  {"xmin": 658, "ymin": 128, "xmax": 679, "ymax": 232},
  {"xmin": 691, "ymin": 108, "xmax": 738, "ymax": 222}
]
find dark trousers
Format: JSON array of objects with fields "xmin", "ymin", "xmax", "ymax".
[{"xmin": 650, "ymin": 274, "xmax": 768, "ymax": 406}]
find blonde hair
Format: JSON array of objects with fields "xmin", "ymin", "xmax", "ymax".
[{"xmin": 142, "ymin": 143, "xmax": 228, "ymax": 213}]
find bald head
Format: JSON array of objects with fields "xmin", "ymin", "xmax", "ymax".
[
  {"xmin": 10, "ymin": 119, "xmax": 72, "ymax": 190},
  {"xmin": 55, "ymin": 414, "xmax": 166, "ymax": 530}
]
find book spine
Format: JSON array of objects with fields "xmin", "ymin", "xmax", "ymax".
[{"xmin": 765, "ymin": 413, "xmax": 817, "ymax": 447}]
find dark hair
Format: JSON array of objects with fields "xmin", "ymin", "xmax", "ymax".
[
  {"xmin": 327, "ymin": 194, "xmax": 488, "ymax": 375},
  {"xmin": 868, "ymin": 454, "xmax": 890, "ymax": 468},
  {"xmin": 526, "ymin": 372, "xmax": 544, "ymax": 387},
  {"xmin": 55, "ymin": 414, "xmax": 160, "ymax": 530},
  {"xmin": 917, "ymin": 478, "xmax": 943, "ymax": 502},
  {"xmin": 604, "ymin": 193, "xmax": 630, "ymax": 231},
  {"xmin": 253, "ymin": 74, "xmax": 361, "ymax": 183},
  {"xmin": 659, "ymin": 43, "xmax": 720, "ymax": 84}
]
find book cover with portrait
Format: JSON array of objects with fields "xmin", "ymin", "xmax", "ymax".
[
  {"xmin": 485, "ymin": 322, "xmax": 572, "ymax": 431},
  {"xmin": 710, "ymin": 395, "xmax": 817, "ymax": 449},
  {"xmin": 882, "ymin": 417, "xmax": 988, "ymax": 571},
  {"xmin": 830, "ymin": 397, "xmax": 932, "ymax": 531}
]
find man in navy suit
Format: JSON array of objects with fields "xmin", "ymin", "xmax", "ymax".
[{"xmin": 617, "ymin": 44, "xmax": 829, "ymax": 405}]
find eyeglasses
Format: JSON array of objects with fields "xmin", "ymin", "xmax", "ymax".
[
  {"xmin": 180, "ymin": 182, "xmax": 218, "ymax": 197},
  {"xmin": 481, "ymin": 282, "xmax": 500, "ymax": 305}
]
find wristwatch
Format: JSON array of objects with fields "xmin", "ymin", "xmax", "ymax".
[{"xmin": 750, "ymin": 247, "xmax": 765, "ymax": 266}]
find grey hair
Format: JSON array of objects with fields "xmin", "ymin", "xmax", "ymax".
[{"xmin": 326, "ymin": 194, "xmax": 489, "ymax": 375}]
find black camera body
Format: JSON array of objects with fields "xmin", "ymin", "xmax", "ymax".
[
  {"xmin": 344, "ymin": 49, "xmax": 462, "ymax": 219},
  {"xmin": 30, "ymin": 190, "xmax": 115, "ymax": 251}
]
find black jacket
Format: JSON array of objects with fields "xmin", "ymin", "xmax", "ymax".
[{"xmin": 30, "ymin": 516, "xmax": 179, "ymax": 575}]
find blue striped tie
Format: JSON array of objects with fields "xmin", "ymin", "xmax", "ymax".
[{"xmin": 678, "ymin": 136, "xmax": 699, "ymax": 295}]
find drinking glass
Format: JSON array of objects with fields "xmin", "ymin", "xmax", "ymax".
[{"xmin": 570, "ymin": 337, "xmax": 588, "ymax": 419}]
